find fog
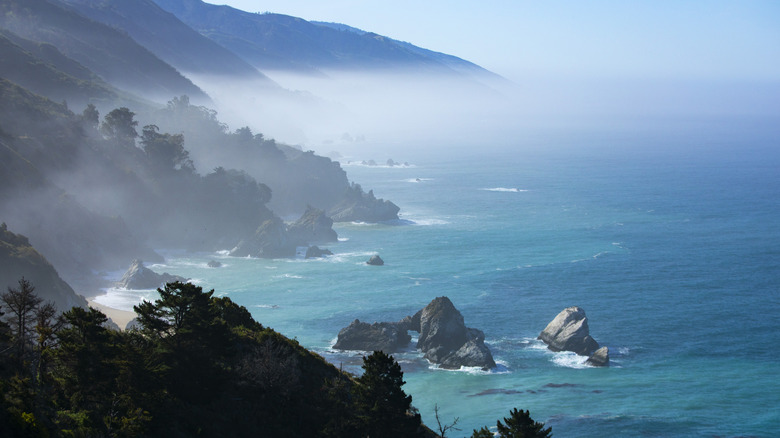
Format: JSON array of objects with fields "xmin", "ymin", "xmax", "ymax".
[{"xmin": 186, "ymin": 67, "xmax": 780, "ymax": 161}]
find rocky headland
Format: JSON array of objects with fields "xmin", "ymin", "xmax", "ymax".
[
  {"xmin": 116, "ymin": 259, "xmax": 188, "ymax": 290},
  {"xmin": 333, "ymin": 296, "xmax": 496, "ymax": 370}
]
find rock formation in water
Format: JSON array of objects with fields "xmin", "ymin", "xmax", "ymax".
[
  {"xmin": 230, "ymin": 208, "xmax": 339, "ymax": 258},
  {"xmin": 586, "ymin": 346, "xmax": 610, "ymax": 367},
  {"xmin": 538, "ymin": 306, "xmax": 600, "ymax": 356},
  {"xmin": 333, "ymin": 296, "xmax": 496, "ymax": 370},
  {"xmin": 116, "ymin": 259, "xmax": 187, "ymax": 290},
  {"xmin": 328, "ymin": 183, "xmax": 400, "ymax": 222},
  {"xmin": 207, "ymin": 260, "xmax": 222, "ymax": 268},
  {"xmin": 0, "ymin": 223, "xmax": 87, "ymax": 311},
  {"xmin": 286, "ymin": 205, "xmax": 338, "ymax": 245},
  {"xmin": 412, "ymin": 297, "xmax": 496, "ymax": 370},
  {"xmin": 366, "ymin": 255, "xmax": 384, "ymax": 266},
  {"xmin": 305, "ymin": 246, "xmax": 333, "ymax": 259},
  {"xmin": 332, "ymin": 319, "xmax": 412, "ymax": 352}
]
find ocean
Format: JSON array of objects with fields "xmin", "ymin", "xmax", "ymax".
[{"xmin": 95, "ymin": 118, "xmax": 780, "ymax": 437}]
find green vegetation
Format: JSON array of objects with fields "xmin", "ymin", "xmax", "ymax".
[
  {"xmin": 471, "ymin": 407, "xmax": 553, "ymax": 438},
  {"xmin": 0, "ymin": 279, "xmax": 437, "ymax": 437}
]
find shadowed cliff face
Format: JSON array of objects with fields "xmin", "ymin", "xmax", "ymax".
[{"xmin": 0, "ymin": 223, "xmax": 87, "ymax": 311}]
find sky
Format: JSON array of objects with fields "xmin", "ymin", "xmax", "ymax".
[{"xmin": 204, "ymin": 0, "xmax": 780, "ymax": 83}]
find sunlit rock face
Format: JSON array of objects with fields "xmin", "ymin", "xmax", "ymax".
[
  {"xmin": 414, "ymin": 297, "xmax": 496, "ymax": 370},
  {"xmin": 332, "ymin": 296, "xmax": 496, "ymax": 370},
  {"xmin": 538, "ymin": 306, "xmax": 600, "ymax": 356}
]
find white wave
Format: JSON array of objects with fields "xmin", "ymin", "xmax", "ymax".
[
  {"xmin": 405, "ymin": 177, "xmax": 433, "ymax": 183},
  {"xmin": 215, "ymin": 250, "xmax": 231, "ymax": 256},
  {"xmin": 337, "ymin": 237, "xmax": 350, "ymax": 242},
  {"xmin": 428, "ymin": 361, "xmax": 511, "ymax": 375},
  {"xmin": 551, "ymin": 351, "xmax": 590, "ymax": 369},
  {"xmin": 407, "ymin": 218, "xmax": 449, "ymax": 226},
  {"xmin": 253, "ymin": 304, "xmax": 280, "ymax": 309},
  {"xmin": 275, "ymin": 274, "xmax": 304, "ymax": 279},
  {"xmin": 480, "ymin": 187, "xmax": 528, "ymax": 193}
]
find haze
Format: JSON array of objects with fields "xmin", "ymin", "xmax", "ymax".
[{"xmin": 198, "ymin": 0, "xmax": 779, "ymax": 158}]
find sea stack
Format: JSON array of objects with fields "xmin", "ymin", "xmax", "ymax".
[
  {"xmin": 366, "ymin": 255, "xmax": 384, "ymax": 265},
  {"xmin": 413, "ymin": 297, "xmax": 496, "ymax": 370},
  {"xmin": 538, "ymin": 306, "xmax": 600, "ymax": 356}
]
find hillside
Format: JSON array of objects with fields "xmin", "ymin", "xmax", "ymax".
[
  {"xmin": 153, "ymin": 0, "xmax": 496, "ymax": 78},
  {"xmin": 58, "ymin": 0, "xmax": 275, "ymax": 83},
  {"xmin": 0, "ymin": 223, "xmax": 87, "ymax": 311},
  {"xmin": 0, "ymin": 0, "xmax": 209, "ymax": 102}
]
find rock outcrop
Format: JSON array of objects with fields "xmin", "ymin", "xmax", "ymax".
[
  {"xmin": 207, "ymin": 260, "xmax": 222, "ymax": 268},
  {"xmin": 287, "ymin": 206, "xmax": 338, "ymax": 245},
  {"xmin": 116, "ymin": 259, "xmax": 187, "ymax": 290},
  {"xmin": 586, "ymin": 346, "xmax": 610, "ymax": 367},
  {"xmin": 333, "ymin": 319, "xmax": 412, "ymax": 352},
  {"xmin": 230, "ymin": 208, "xmax": 339, "ymax": 259},
  {"xmin": 366, "ymin": 255, "xmax": 384, "ymax": 266},
  {"xmin": 414, "ymin": 297, "xmax": 496, "ymax": 370},
  {"xmin": 305, "ymin": 246, "xmax": 333, "ymax": 259},
  {"xmin": 538, "ymin": 306, "xmax": 600, "ymax": 356},
  {"xmin": 229, "ymin": 216, "xmax": 295, "ymax": 258},
  {"xmin": 328, "ymin": 183, "xmax": 400, "ymax": 222},
  {"xmin": 333, "ymin": 296, "xmax": 496, "ymax": 370}
]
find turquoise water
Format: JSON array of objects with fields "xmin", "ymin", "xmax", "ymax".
[{"xmin": 97, "ymin": 121, "xmax": 780, "ymax": 437}]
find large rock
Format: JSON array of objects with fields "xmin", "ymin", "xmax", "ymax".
[
  {"xmin": 332, "ymin": 297, "xmax": 496, "ymax": 370},
  {"xmin": 305, "ymin": 245, "xmax": 333, "ymax": 259},
  {"xmin": 586, "ymin": 346, "xmax": 610, "ymax": 367},
  {"xmin": 229, "ymin": 216, "xmax": 295, "ymax": 258},
  {"xmin": 538, "ymin": 306, "xmax": 600, "ymax": 356},
  {"xmin": 366, "ymin": 255, "xmax": 384, "ymax": 266},
  {"xmin": 116, "ymin": 259, "xmax": 187, "ymax": 290},
  {"xmin": 333, "ymin": 319, "xmax": 412, "ymax": 352},
  {"xmin": 328, "ymin": 183, "xmax": 400, "ymax": 222},
  {"xmin": 415, "ymin": 297, "xmax": 496, "ymax": 370},
  {"xmin": 230, "ymin": 208, "xmax": 339, "ymax": 259},
  {"xmin": 287, "ymin": 206, "xmax": 338, "ymax": 245}
]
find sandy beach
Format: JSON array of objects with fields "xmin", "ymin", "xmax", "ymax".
[{"xmin": 88, "ymin": 300, "xmax": 137, "ymax": 330}]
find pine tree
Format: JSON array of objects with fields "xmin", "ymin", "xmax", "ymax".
[
  {"xmin": 495, "ymin": 408, "xmax": 552, "ymax": 438},
  {"xmin": 353, "ymin": 351, "xmax": 423, "ymax": 438}
]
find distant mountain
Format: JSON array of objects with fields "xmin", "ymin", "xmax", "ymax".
[
  {"xmin": 312, "ymin": 21, "xmax": 504, "ymax": 80},
  {"xmin": 153, "ymin": 0, "xmax": 499, "ymax": 79},
  {"xmin": 0, "ymin": 0, "xmax": 209, "ymax": 102},
  {"xmin": 58, "ymin": 0, "xmax": 276, "ymax": 85}
]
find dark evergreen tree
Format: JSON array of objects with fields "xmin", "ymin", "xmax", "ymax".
[
  {"xmin": 494, "ymin": 408, "xmax": 552, "ymax": 438},
  {"xmin": 1, "ymin": 277, "xmax": 42, "ymax": 365},
  {"xmin": 101, "ymin": 107, "xmax": 138, "ymax": 148},
  {"xmin": 471, "ymin": 426, "xmax": 494, "ymax": 438},
  {"xmin": 140, "ymin": 124, "xmax": 193, "ymax": 172},
  {"xmin": 81, "ymin": 103, "xmax": 99, "ymax": 129},
  {"xmin": 353, "ymin": 351, "xmax": 423, "ymax": 438}
]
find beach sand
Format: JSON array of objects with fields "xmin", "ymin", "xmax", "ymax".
[{"xmin": 88, "ymin": 300, "xmax": 136, "ymax": 330}]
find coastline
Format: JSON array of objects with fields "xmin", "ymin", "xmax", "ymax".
[{"xmin": 88, "ymin": 299, "xmax": 137, "ymax": 330}]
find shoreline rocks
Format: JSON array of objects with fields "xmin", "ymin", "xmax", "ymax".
[
  {"xmin": 332, "ymin": 319, "xmax": 412, "ymax": 352},
  {"xmin": 538, "ymin": 306, "xmax": 600, "ymax": 356},
  {"xmin": 333, "ymin": 296, "xmax": 496, "ymax": 370},
  {"xmin": 116, "ymin": 259, "xmax": 187, "ymax": 290}
]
